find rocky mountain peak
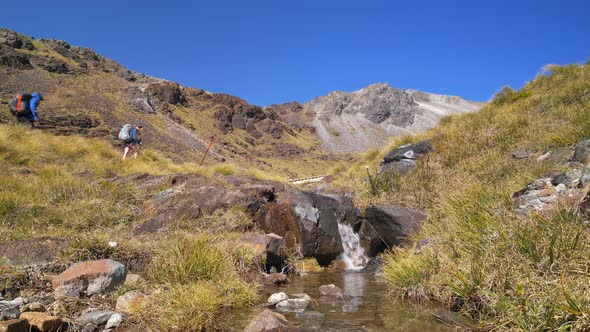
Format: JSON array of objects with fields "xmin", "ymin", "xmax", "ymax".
[{"xmin": 303, "ymin": 83, "xmax": 482, "ymax": 153}]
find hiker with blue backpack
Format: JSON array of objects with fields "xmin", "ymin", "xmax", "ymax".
[
  {"xmin": 118, "ymin": 124, "xmax": 143, "ymax": 160},
  {"xmin": 8, "ymin": 92, "xmax": 43, "ymax": 127}
]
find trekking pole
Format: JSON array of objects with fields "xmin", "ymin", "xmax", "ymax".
[{"xmin": 199, "ymin": 138, "xmax": 214, "ymax": 166}]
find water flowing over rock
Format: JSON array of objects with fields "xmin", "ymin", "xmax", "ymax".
[
  {"xmin": 255, "ymin": 189, "xmax": 354, "ymax": 266},
  {"xmin": 337, "ymin": 223, "xmax": 368, "ymax": 270}
]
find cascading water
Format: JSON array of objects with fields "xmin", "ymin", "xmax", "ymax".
[{"xmin": 337, "ymin": 222, "xmax": 369, "ymax": 270}]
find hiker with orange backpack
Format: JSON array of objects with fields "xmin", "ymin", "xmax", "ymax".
[{"xmin": 8, "ymin": 92, "xmax": 43, "ymax": 127}]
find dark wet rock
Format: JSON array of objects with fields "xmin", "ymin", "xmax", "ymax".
[
  {"xmin": 255, "ymin": 190, "xmax": 354, "ymax": 266},
  {"xmin": 240, "ymin": 233, "xmax": 285, "ymax": 272},
  {"xmin": 379, "ymin": 159, "xmax": 416, "ymax": 175},
  {"xmin": 0, "ymin": 237, "xmax": 67, "ymax": 266},
  {"xmin": 382, "ymin": 139, "xmax": 433, "ymax": 163},
  {"xmin": 364, "ymin": 205, "xmax": 426, "ymax": 248},
  {"xmin": 356, "ymin": 219, "xmax": 386, "ymax": 257},
  {"xmin": 361, "ymin": 256, "xmax": 384, "ymax": 273},
  {"xmin": 243, "ymin": 309, "xmax": 298, "ymax": 332}
]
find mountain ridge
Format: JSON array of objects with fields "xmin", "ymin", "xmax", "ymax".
[{"xmin": 0, "ymin": 27, "xmax": 481, "ymax": 174}]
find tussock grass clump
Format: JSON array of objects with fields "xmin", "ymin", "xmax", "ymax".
[
  {"xmin": 140, "ymin": 233, "xmax": 258, "ymax": 331},
  {"xmin": 341, "ymin": 62, "xmax": 590, "ymax": 330}
]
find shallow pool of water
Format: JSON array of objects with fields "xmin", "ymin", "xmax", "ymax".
[{"xmin": 227, "ymin": 271, "xmax": 460, "ymax": 331}]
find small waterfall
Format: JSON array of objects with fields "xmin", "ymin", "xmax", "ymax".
[{"xmin": 337, "ymin": 222, "xmax": 369, "ymax": 270}]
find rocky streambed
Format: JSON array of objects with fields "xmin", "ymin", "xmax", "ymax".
[{"xmin": 229, "ymin": 271, "xmax": 455, "ymax": 332}]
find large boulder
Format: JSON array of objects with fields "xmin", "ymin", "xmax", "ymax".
[
  {"xmin": 51, "ymin": 259, "xmax": 126, "ymax": 297},
  {"xmin": 146, "ymin": 81, "xmax": 188, "ymax": 106},
  {"xmin": 243, "ymin": 309, "xmax": 298, "ymax": 332},
  {"xmin": 255, "ymin": 189, "xmax": 354, "ymax": 266},
  {"xmin": 364, "ymin": 205, "xmax": 426, "ymax": 248},
  {"xmin": 130, "ymin": 174, "xmax": 281, "ymax": 234},
  {"xmin": 379, "ymin": 139, "xmax": 433, "ymax": 174}
]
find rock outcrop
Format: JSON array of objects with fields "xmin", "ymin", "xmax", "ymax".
[
  {"xmin": 304, "ymin": 83, "xmax": 480, "ymax": 152},
  {"xmin": 255, "ymin": 189, "xmax": 355, "ymax": 266},
  {"xmin": 379, "ymin": 139, "xmax": 433, "ymax": 174}
]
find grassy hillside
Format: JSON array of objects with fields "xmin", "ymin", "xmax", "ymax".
[
  {"xmin": 0, "ymin": 29, "xmax": 343, "ymax": 179},
  {"xmin": 0, "ymin": 123, "xmax": 277, "ymax": 330},
  {"xmin": 338, "ymin": 62, "xmax": 590, "ymax": 330}
]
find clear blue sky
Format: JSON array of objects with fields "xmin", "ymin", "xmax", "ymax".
[{"xmin": 3, "ymin": 0, "xmax": 589, "ymax": 105}]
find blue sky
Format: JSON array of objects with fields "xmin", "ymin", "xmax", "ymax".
[{"xmin": 3, "ymin": 0, "xmax": 589, "ymax": 105}]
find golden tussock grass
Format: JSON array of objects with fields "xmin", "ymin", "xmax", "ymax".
[{"xmin": 342, "ymin": 63, "xmax": 590, "ymax": 330}]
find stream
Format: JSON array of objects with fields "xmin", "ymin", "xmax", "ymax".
[
  {"xmin": 227, "ymin": 271, "xmax": 458, "ymax": 331},
  {"xmin": 228, "ymin": 221, "xmax": 458, "ymax": 331}
]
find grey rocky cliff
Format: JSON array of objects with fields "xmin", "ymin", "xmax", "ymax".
[{"xmin": 303, "ymin": 83, "xmax": 482, "ymax": 153}]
